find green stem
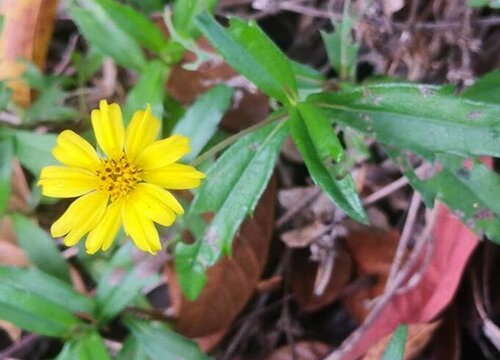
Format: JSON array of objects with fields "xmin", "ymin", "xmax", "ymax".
[{"xmin": 190, "ymin": 110, "xmax": 288, "ymax": 167}]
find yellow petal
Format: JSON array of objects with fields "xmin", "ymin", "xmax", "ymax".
[
  {"xmin": 136, "ymin": 183, "xmax": 184, "ymax": 215},
  {"xmin": 122, "ymin": 199, "xmax": 161, "ymax": 254},
  {"xmin": 129, "ymin": 185, "xmax": 176, "ymax": 226},
  {"xmin": 38, "ymin": 166, "xmax": 99, "ymax": 198},
  {"xmin": 52, "ymin": 130, "xmax": 100, "ymax": 171},
  {"xmin": 85, "ymin": 199, "xmax": 123, "ymax": 254},
  {"xmin": 91, "ymin": 100, "xmax": 124, "ymax": 160},
  {"xmin": 143, "ymin": 164, "xmax": 206, "ymax": 190},
  {"xmin": 50, "ymin": 191, "xmax": 108, "ymax": 246},
  {"xmin": 124, "ymin": 105, "xmax": 161, "ymax": 162},
  {"xmin": 136, "ymin": 135, "xmax": 190, "ymax": 170}
]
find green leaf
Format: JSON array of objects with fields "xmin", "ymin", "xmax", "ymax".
[
  {"xmin": 69, "ymin": 5, "xmax": 146, "ymax": 70},
  {"xmin": 125, "ymin": 318, "xmax": 208, "ymax": 360},
  {"xmin": 0, "ymin": 81, "xmax": 12, "ymax": 110},
  {"xmin": 0, "ymin": 284, "xmax": 81, "ymax": 337},
  {"xmin": 173, "ymin": 0, "xmax": 219, "ymax": 38},
  {"xmin": 382, "ymin": 325, "xmax": 408, "ymax": 360},
  {"xmin": 320, "ymin": 12, "xmax": 360, "ymax": 80},
  {"xmin": 123, "ymin": 60, "xmax": 169, "ymax": 124},
  {"xmin": 0, "ymin": 266, "xmax": 93, "ymax": 314},
  {"xmin": 95, "ymin": 244, "xmax": 157, "ymax": 322},
  {"xmin": 1, "ymin": 128, "xmax": 56, "ymax": 176},
  {"xmin": 0, "ymin": 137, "xmax": 13, "ymax": 217},
  {"xmin": 22, "ymin": 63, "xmax": 78, "ymax": 123},
  {"xmin": 196, "ymin": 13, "xmax": 297, "ymax": 104},
  {"xmin": 116, "ymin": 336, "xmax": 149, "ymax": 360},
  {"xmin": 467, "ymin": 0, "xmax": 500, "ymax": 8},
  {"xmin": 11, "ymin": 213, "xmax": 71, "ymax": 282},
  {"xmin": 297, "ymin": 102, "xmax": 345, "ymax": 164},
  {"xmin": 180, "ymin": 120, "xmax": 287, "ymax": 299},
  {"xmin": 84, "ymin": 0, "xmax": 167, "ymax": 54},
  {"xmin": 172, "ymin": 84, "xmax": 233, "ymax": 161},
  {"xmin": 56, "ymin": 330, "xmax": 111, "ymax": 360},
  {"xmin": 289, "ymin": 106, "xmax": 366, "ymax": 222},
  {"xmin": 461, "ymin": 70, "xmax": 500, "ymax": 103},
  {"xmin": 387, "ymin": 147, "xmax": 500, "ymax": 242},
  {"xmin": 309, "ymin": 83, "xmax": 500, "ymax": 159}
]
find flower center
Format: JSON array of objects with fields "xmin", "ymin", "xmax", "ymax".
[{"xmin": 96, "ymin": 155, "xmax": 142, "ymax": 201}]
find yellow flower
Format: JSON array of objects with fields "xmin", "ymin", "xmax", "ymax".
[{"xmin": 38, "ymin": 100, "xmax": 205, "ymax": 255}]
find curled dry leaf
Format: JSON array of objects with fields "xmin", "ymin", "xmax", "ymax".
[
  {"xmin": 266, "ymin": 341, "xmax": 331, "ymax": 360},
  {"xmin": 167, "ymin": 179, "xmax": 276, "ymax": 340},
  {"xmin": 363, "ymin": 322, "xmax": 441, "ymax": 360},
  {"xmin": 0, "ymin": 0, "xmax": 59, "ymax": 106}
]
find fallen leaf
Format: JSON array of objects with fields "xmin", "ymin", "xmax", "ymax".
[
  {"xmin": 0, "ymin": 0, "xmax": 59, "ymax": 107},
  {"xmin": 0, "ymin": 319, "xmax": 21, "ymax": 343},
  {"xmin": 267, "ymin": 341, "xmax": 331, "ymax": 360},
  {"xmin": 342, "ymin": 223, "xmax": 401, "ymax": 322},
  {"xmin": 167, "ymin": 179, "xmax": 276, "ymax": 338},
  {"xmin": 335, "ymin": 203, "xmax": 479, "ymax": 359},
  {"xmin": 290, "ymin": 247, "xmax": 352, "ymax": 312},
  {"xmin": 363, "ymin": 322, "xmax": 441, "ymax": 360}
]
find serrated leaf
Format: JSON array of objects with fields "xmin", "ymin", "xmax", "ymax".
[
  {"xmin": 172, "ymin": 84, "xmax": 233, "ymax": 161},
  {"xmin": 179, "ymin": 120, "xmax": 287, "ymax": 299},
  {"xmin": 123, "ymin": 60, "xmax": 169, "ymax": 124},
  {"xmin": 11, "ymin": 213, "xmax": 71, "ymax": 282},
  {"xmin": 382, "ymin": 325, "xmax": 408, "ymax": 360},
  {"xmin": 125, "ymin": 318, "xmax": 208, "ymax": 360},
  {"xmin": 196, "ymin": 13, "xmax": 297, "ymax": 104},
  {"xmin": 309, "ymin": 83, "xmax": 500, "ymax": 159},
  {"xmin": 289, "ymin": 107, "xmax": 366, "ymax": 222},
  {"xmin": 0, "ymin": 136, "xmax": 13, "ymax": 217},
  {"xmin": 0, "ymin": 266, "xmax": 93, "ymax": 314},
  {"xmin": 0, "ymin": 285, "xmax": 80, "ymax": 337},
  {"xmin": 69, "ymin": 5, "xmax": 146, "ymax": 70}
]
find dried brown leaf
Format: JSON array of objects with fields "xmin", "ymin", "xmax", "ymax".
[
  {"xmin": 267, "ymin": 341, "xmax": 330, "ymax": 360},
  {"xmin": 167, "ymin": 179, "xmax": 276, "ymax": 339}
]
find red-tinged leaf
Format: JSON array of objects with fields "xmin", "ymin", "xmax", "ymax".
[{"xmin": 337, "ymin": 203, "xmax": 479, "ymax": 360}]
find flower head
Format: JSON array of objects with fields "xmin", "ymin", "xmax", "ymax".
[{"xmin": 38, "ymin": 100, "xmax": 205, "ymax": 254}]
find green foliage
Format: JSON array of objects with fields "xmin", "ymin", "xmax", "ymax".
[
  {"xmin": 123, "ymin": 60, "xmax": 170, "ymax": 123},
  {"xmin": 95, "ymin": 245, "xmax": 158, "ymax": 322},
  {"xmin": 0, "ymin": 267, "xmax": 83, "ymax": 337},
  {"xmin": 290, "ymin": 104, "xmax": 366, "ymax": 222},
  {"xmin": 69, "ymin": 4, "xmax": 147, "ymax": 70},
  {"xmin": 22, "ymin": 64, "xmax": 78, "ymax": 123},
  {"xmin": 56, "ymin": 330, "xmax": 111, "ymax": 360},
  {"xmin": 196, "ymin": 13, "xmax": 298, "ymax": 105},
  {"xmin": 467, "ymin": 0, "xmax": 500, "ymax": 8},
  {"xmin": 461, "ymin": 70, "xmax": 500, "ymax": 103},
  {"xmin": 172, "ymin": 84, "xmax": 233, "ymax": 161},
  {"xmin": 320, "ymin": 9, "xmax": 360, "ymax": 80},
  {"xmin": 382, "ymin": 325, "xmax": 408, "ymax": 360},
  {"xmin": 11, "ymin": 213, "xmax": 71, "ymax": 282},
  {"xmin": 173, "ymin": 0, "xmax": 219, "ymax": 38},
  {"xmin": 125, "ymin": 318, "xmax": 209, "ymax": 360},
  {"xmin": 0, "ymin": 136, "xmax": 13, "ymax": 217},
  {"xmin": 177, "ymin": 120, "xmax": 288, "ymax": 299}
]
